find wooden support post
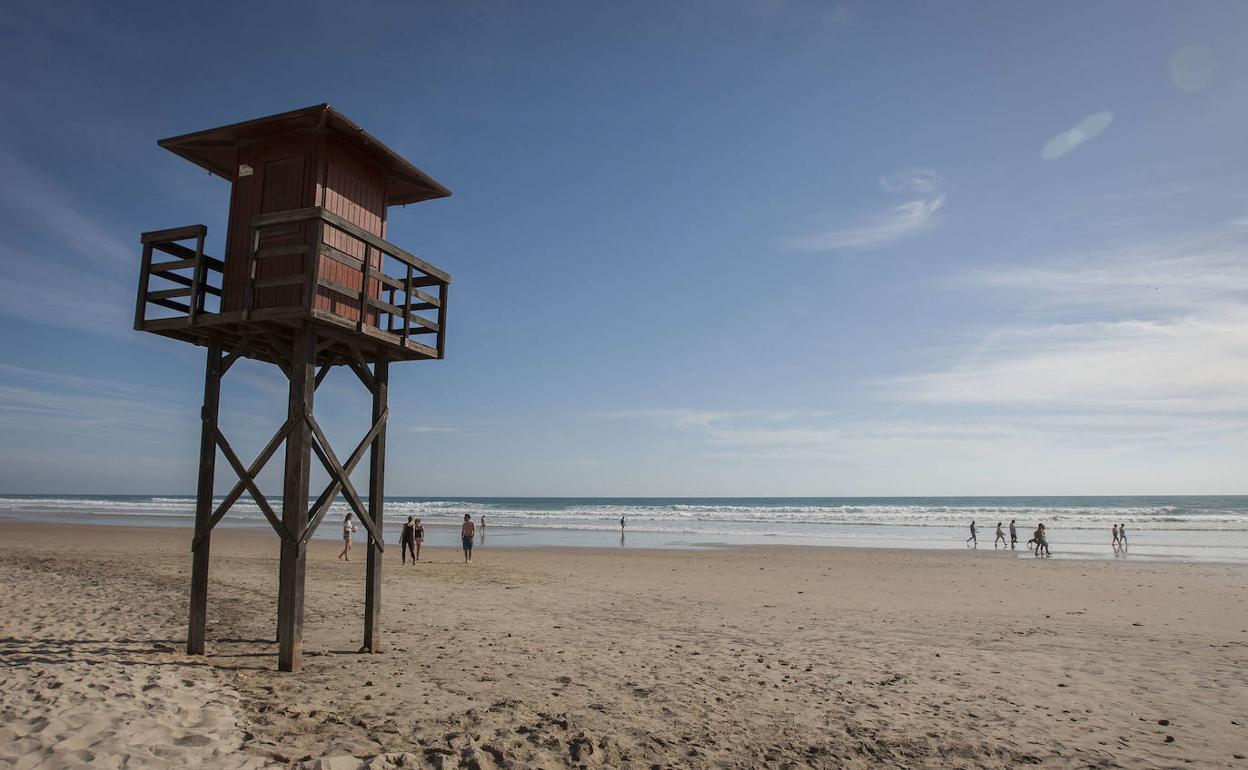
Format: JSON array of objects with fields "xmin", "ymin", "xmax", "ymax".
[
  {"xmin": 189, "ymin": 231, "xmax": 205, "ymax": 324},
  {"xmin": 277, "ymin": 325, "xmax": 316, "ymax": 672},
  {"xmin": 363, "ymin": 360, "xmax": 388, "ymax": 652},
  {"xmin": 187, "ymin": 337, "xmax": 222, "ymax": 655},
  {"xmin": 133, "ymin": 242, "xmax": 154, "ymax": 330}
]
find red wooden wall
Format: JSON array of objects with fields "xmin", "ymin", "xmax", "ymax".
[{"xmin": 219, "ymin": 131, "xmax": 387, "ymax": 326}]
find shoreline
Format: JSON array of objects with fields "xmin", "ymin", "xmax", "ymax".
[
  {"xmin": 3, "ymin": 512, "xmax": 1245, "ymax": 565},
  {"xmin": 2, "ymin": 520, "xmax": 1246, "ymax": 768}
]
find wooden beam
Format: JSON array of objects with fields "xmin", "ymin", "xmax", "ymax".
[
  {"xmin": 318, "ymin": 207, "xmax": 451, "ymax": 283},
  {"xmin": 152, "ymin": 240, "xmax": 225, "ymax": 272},
  {"xmin": 345, "ymin": 342, "xmax": 376, "ymax": 392},
  {"xmin": 299, "ymin": 406, "xmax": 388, "ymax": 546},
  {"xmin": 141, "ymin": 224, "xmax": 207, "ymax": 244},
  {"xmin": 192, "ymin": 415, "xmax": 298, "ymax": 552},
  {"xmin": 304, "ymin": 411, "xmax": 383, "ymax": 549},
  {"xmin": 253, "ymin": 275, "xmax": 306, "ymax": 289},
  {"xmin": 187, "ymin": 338, "xmax": 222, "ymax": 656},
  {"xmin": 436, "ymin": 283, "xmax": 448, "ymax": 360},
  {"xmin": 314, "ymin": 363, "xmax": 332, "ymax": 389},
  {"xmin": 220, "ymin": 338, "xmax": 253, "ymax": 375},
  {"xmin": 148, "ymin": 269, "xmax": 222, "ymax": 296},
  {"xmin": 363, "ymin": 360, "xmax": 388, "ymax": 652},
  {"xmin": 253, "ymin": 206, "xmax": 319, "ymax": 229},
  {"xmin": 149, "ymin": 258, "xmax": 200, "ymax": 272},
  {"xmin": 149, "ymin": 297, "xmax": 191, "ymax": 314},
  {"xmin": 278, "ymin": 325, "xmax": 316, "ymax": 673},
  {"xmin": 210, "ymin": 421, "xmax": 292, "ymax": 545},
  {"xmin": 147, "ymin": 287, "xmax": 193, "ymax": 301},
  {"xmin": 133, "ymin": 242, "xmax": 154, "ymax": 331}
]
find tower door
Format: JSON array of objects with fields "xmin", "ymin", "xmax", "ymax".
[{"xmin": 253, "ymin": 154, "xmax": 308, "ymax": 310}]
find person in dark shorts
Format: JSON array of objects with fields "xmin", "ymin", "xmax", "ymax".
[
  {"xmin": 400, "ymin": 516, "xmax": 418, "ymax": 564},
  {"xmin": 461, "ymin": 513, "xmax": 476, "ymax": 563},
  {"xmin": 413, "ymin": 517, "xmax": 425, "ymax": 561},
  {"xmin": 966, "ymin": 520, "xmax": 977, "ymax": 546},
  {"xmin": 1009, "ymin": 519, "xmax": 1018, "ymax": 550}
]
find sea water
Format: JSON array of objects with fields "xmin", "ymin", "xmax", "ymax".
[{"xmin": 3, "ymin": 494, "xmax": 1248, "ymax": 562}]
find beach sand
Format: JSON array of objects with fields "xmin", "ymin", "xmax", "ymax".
[{"xmin": 1, "ymin": 521, "xmax": 1245, "ymax": 769}]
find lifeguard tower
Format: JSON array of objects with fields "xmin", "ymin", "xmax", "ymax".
[{"xmin": 134, "ymin": 104, "xmax": 452, "ymax": 672}]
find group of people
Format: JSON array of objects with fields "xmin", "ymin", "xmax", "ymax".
[
  {"xmin": 965, "ymin": 519, "xmax": 1051, "ymax": 556},
  {"xmin": 965, "ymin": 519, "xmax": 1133, "ymax": 557},
  {"xmin": 337, "ymin": 512, "xmax": 482, "ymax": 564}
]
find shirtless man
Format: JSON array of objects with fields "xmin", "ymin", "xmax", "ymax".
[
  {"xmin": 994, "ymin": 522, "xmax": 1007, "ymax": 549},
  {"xmin": 461, "ymin": 513, "xmax": 476, "ymax": 563},
  {"xmin": 1008, "ymin": 519, "xmax": 1018, "ymax": 550}
]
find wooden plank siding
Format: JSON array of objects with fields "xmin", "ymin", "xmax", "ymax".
[{"xmin": 316, "ymin": 137, "xmax": 386, "ymax": 326}]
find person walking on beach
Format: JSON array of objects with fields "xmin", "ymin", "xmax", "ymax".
[
  {"xmin": 1034, "ymin": 523, "xmax": 1051, "ymax": 557},
  {"xmin": 1009, "ymin": 519, "xmax": 1018, "ymax": 550},
  {"xmin": 413, "ymin": 517, "xmax": 425, "ymax": 561},
  {"xmin": 966, "ymin": 520, "xmax": 977, "ymax": 546},
  {"xmin": 338, "ymin": 512, "xmax": 358, "ymax": 561},
  {"xmin": 994, "ymin": 522, "xmax": 1007, "ymax": 549},
  {"xmin": 461, "ymin": 513, "xmax": 476, "ymax": 563},
  {"xmin": 1111, "ymin": 524, "xmax": 1120, "ymax": 550},
  {"xmin": 620, "ymin": 515, "xmax": 626, "ymax": 531},
  {"xmin": 1118, "ymin": 523, "xmax": 1128, "ymax": 548},
  {"xmin": 400, "ymin": 516, "xmax": 418, "ymax": 564}
]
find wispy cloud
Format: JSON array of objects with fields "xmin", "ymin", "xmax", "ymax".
[
  {"xmin": 788, "ymin": 169, "xmax": 946, "ymax": 251},
  {"xmin": 0, "ymin": 363, "xmax": 192, "ymax": 438},
  {"xmin": 895, "ymin": 229, "xmax": 1248, "ymax": 414},
  {"xmin": 0, "ymin": 148, "xmax": 132, "ymax": 266}
]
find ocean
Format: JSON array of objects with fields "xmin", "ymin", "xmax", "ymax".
[{"xmin": 2, "ymin": 494, "xmax": 1247, "ymax": 562}]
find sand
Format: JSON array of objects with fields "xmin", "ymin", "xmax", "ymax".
[{"xmin": 1, "ymin": 521, "xmax": 1245, "ymax": 769}]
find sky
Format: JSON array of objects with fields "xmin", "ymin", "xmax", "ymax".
[{"xmin": 1, "ymin": 0, "xmax": 1247, "ymax": 497}]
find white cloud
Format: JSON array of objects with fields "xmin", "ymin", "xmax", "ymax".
[
  {"xmin": 896, "ymin": 231, "xmax": 1248, "ymax": 414},
  {"xmin": 788, "ymin": 169, "xmax": 946, "ymax": 251}
]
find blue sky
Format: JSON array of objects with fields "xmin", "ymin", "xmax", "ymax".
[{"xmin": 1, "ymin": 0, "xmax": 1247, "ymax": 496}]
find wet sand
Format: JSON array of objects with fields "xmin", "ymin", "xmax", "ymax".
[{"xmin": 1, "ymin": 520, "xmax": 1246, "ymax": 769}]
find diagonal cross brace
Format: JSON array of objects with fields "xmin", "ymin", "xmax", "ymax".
[
  {"xmin": 207, "ymin": 418, "xmax": 297, "ymax": 547},
  {"xmin": 192, "ymin": 413, "xmax": 299, "ymax": 551},
  {"xmin": 299, "ymin": 407, "xmax": 388, "ymax": 546},
  {"xmin": 303, "ymin": 410, "xmax": 384, "ymax": 550}
]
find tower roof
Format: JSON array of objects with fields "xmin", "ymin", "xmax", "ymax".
[{"xmin": 157, "ymin": 103, "xmax": 452, "ymax": 205}]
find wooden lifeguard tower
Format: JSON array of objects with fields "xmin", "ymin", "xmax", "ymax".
[{"xmin": 134, "ymin": 104, "xmax": 452, "ymax": 672}]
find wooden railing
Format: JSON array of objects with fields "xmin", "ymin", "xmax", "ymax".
[
  {"xmin": 247, "ymin": 206, "xmax": 449, "ymax": 358},
  {"xmin": 135, "ymin": 224, "xmax": 223, "ymax": 328}
]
